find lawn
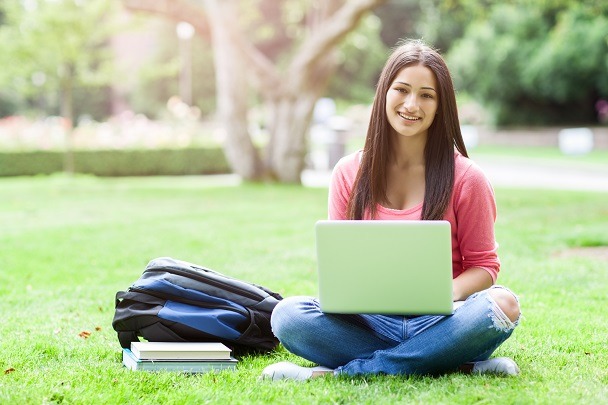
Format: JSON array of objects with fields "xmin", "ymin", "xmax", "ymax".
[{"xmin": 1, "ymin": 174, "xmax": 607, "ymax": 404}]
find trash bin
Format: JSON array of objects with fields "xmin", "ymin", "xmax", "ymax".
[
  {"xmin": 327, "ymin": 116, "xmax": 351, "ymax": 169},
  {"xmin": 558, "ymin": 128, "xmax": 594, "ymax": 155}
]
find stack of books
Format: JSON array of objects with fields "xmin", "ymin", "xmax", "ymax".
[{"xmin": 122, "ymin": 342, "xmax": 237, "ymax": 373}]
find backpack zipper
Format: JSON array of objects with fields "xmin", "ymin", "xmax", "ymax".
[{"xmin": 144, "ymin": 265, "xmax": 264, "ymax": 301}]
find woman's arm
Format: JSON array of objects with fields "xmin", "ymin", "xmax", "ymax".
[
  {"xmin": 452, "ymin": 158, "xmax": 501, "ymax": 287},
  {"xmin": 452, "ymin": 267, "xmax": 493, "ymax": 301}
]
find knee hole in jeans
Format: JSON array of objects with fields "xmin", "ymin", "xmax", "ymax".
[{"xmin": 488, "ymin": 287, "xmax": 520, "ymax": 323}]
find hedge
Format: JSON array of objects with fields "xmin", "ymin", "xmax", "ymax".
[{"xmin": 0, "ymin": 147, "xmax": 231, "ymax": 177}]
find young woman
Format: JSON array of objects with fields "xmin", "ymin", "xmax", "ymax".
[{"xmin": 262, "ymin": 40, "xmax": 521, "ymax": 380}]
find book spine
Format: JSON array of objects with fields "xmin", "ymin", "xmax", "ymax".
[{"xmin": 137, "ymin": 362, "xmax": 236, "ymax": 372}]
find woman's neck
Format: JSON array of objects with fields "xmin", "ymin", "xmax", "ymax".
[{"xmin": 389, "ymin": 132, "xmax": 426, "ymax": 169}]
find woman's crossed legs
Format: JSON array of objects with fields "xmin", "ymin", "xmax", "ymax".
[{"xmin": 262, "ymin": 286, "xmax": 520, "ymax": 380}]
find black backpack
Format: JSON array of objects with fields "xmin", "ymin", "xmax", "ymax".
[{"xmin": 112, "ymin": 257, "xmax": 283, "ymax": 355}]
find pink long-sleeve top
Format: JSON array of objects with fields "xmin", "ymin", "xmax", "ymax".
[{"xmin": 328, "ymin": 150, "xmax": 500, "ymax": 282}]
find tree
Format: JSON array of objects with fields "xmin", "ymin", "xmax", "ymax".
[
  {"xmin": 521, "ymin": 5, "xmax": 608, "ymax": 110},
  {"xmin": 122, "ymin": 0, "xmax": 386, "ymax": 183},
  {"xmin": 0, "ymin": 0, "xmax": 117, "ymax": 171},
  {"xmin": 446, "ymin": 0, "xmax": 608, "ymax": 125}
]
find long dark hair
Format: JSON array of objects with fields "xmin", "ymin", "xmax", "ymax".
[{"xmin": 347, "ymin": 40, "xmax": 468, "ymax": 220}]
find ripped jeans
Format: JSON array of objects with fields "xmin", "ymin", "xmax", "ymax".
[{"xmin": 270, "ymin": 286, "xmax": 520, "ymax": 376}]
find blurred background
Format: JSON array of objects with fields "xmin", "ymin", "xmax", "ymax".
[{"xmin": 0, "ymin": 0, "xmax": 606, "ymax": 183}]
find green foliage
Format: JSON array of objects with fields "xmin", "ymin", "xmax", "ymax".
[
  {"xmin": 326, "ymin": 14, "xmax": 388, "ymax": 104},
  {"xmin": 447, "ymin": 1, "xmax": 608, "ymax": 125},
  {"xmin": 0, "ymin": 0, "xmax": 117, "ymax": 120},
  {"xmin": 0, "ymin": 177, "xmax": 607, "ymax": 403},
  {"xmin": 0, "ymin": 148, "xmax": 230, "ymax": 177},
  {"xmin": 73, "ymin": 86, "xmax": 114, "ymax": 122},
  {"xmin": 2, "ymin": 0, "xmax": 606, "ymax": 128},
  {"xmin": 0, "ymin": 92, "xmax": 18, "ymax": 117},
  {"xmin": 74, "ymin": 148, "xmax": 230, "ymax": 176},
  {"xmin": 448, "ymin": 4, "xmax": 546, "ymax": 124},
  {"xmin": 373, "ymin": 0, "xmax": 423, "ymax": 48},
  {"xmin": 0, "ymin": 151, "xmax": 63, "ymax": 176},
  {"xmin": 239, "ymin": 0, "xmax": 301, "ymax": 64},
  {"xmin": 521, "ymin": 6, "xmax": 608, "ymax": 103}
]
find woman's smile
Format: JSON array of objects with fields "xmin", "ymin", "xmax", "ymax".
[
  {"xmin": 397, "ymin": 112, "xmax": 422, "ymax": 122},
  {"xmin": 397, "ymin": 113, "xmax": 422, "ymax": 121}
]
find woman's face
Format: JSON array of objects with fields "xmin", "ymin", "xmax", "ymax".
[{"xmin": 385, "ymin": 64, "xmax": 438, "ymax": 140}]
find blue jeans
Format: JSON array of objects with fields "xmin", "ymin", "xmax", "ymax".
[{"xmin": 270, "ymin": 286, "xmax": 519, "ymax": 376}]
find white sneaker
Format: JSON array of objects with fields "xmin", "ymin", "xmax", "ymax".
[
  {"xmin": 260, "ymin": 361, "xmax": 333, "ymax": 381},
  {"xmin": 472, "ymin": 357, "xmax": 520, "ymax": 376}
]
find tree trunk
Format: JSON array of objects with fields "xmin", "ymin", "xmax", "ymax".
[
  {"xmin": 123, "ymin": 0, "xmax": 265, "ymax": 180},
  {"xmin": 264, "ymin": 56, "xmax": 337, "ymax": 182},
  {"xmin": 264, "ymin": 94, "xmax": 315, "ymax": 182},
  {"xmin": 60, "ymin": 64, "xmax": 75, "ymax": 175},
  {"xmin": 203, "ymin": 0, "xmax": 266, "ymax": 181},
  {"xmin": 122, "ymin": 0, "xmax": 386, "ymax": 183},
  {"xmin": 242, "ymin": 0, "xmax": 386, "ymax": 183}
]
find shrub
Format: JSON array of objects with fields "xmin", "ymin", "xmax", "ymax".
[
  {"xmin": 0, "ymin": 147, "xmax": 231, "ymax": 177},
  {"xmin": 0, "ymin": 150, "xmax": 64, "ymax": 176}
]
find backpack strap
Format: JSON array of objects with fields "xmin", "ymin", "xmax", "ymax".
[
  {"xmin": 117, "ymin": 331, "xmax": 140, "ymax": 349},
  {"xmin": 115, "ymin": 290, "xmax": 166, "ymax": 307},
  {"xmin": 139, "ymin": 323, "xmax": 189, "ymax": 342},
  {"xmin": 117, "ymin": 322, "xmax": 191, "ymax": 348},
  {"xmin": 115, "ymin": 290, "xmax": 169, "ymax": 348}
]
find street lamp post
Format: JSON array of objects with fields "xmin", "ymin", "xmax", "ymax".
[{"xmin": 176, "ymin": 22, "xmax": 195, "ymax": 106}]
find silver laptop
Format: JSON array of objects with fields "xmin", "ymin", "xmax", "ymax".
[{"xmin": 315, "ymin": 220, "xmax": 453, "ymax": 315}]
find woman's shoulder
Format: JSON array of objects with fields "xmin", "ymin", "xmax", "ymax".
[
  {"xmin": 454, "ymin": 151, "xmax": 490, "ymax": 184},
  {"xmin": 454, "ymin": 152, "xmax": 492, "ymax": 194}
]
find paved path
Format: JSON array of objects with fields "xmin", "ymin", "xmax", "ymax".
[
  {"xmin": 473, "ymin": 156, "xmax": 608, "ymax": 192},
  {"xmin": 301, "ymin": 156, "xmax": 608, "ymax": 192}
]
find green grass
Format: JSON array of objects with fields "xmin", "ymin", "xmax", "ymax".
[{"xmin": 1, "ymin": 174, "xmax": 607, "ymax": 404}]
